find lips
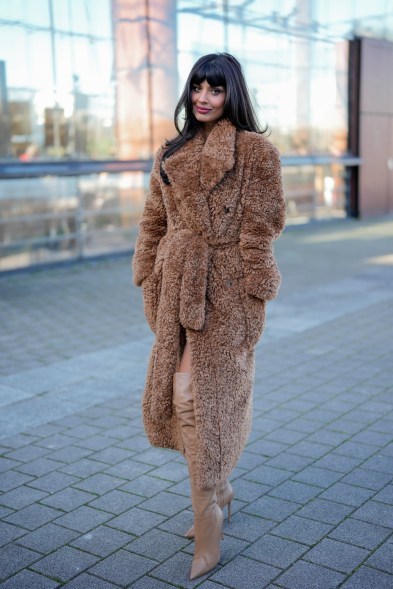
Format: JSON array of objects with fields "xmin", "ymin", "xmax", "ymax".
[{"xmin": 196, "ymin": 107, "xmax": 211, "ymax": 114}]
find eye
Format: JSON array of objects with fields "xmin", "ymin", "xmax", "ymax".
[
  {"xmin": 211, "ymin": 88, "xmax": 224, "ymax": 95},
  {"xmin": 192, "ymin": 84, "xmax": 200, "ymax": 92}
]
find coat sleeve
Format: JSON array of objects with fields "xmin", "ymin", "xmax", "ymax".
[
  {"xmin": 132, "ymin": 148, "xmax": 167, "ymax": 287},
  {"xmin": 239, "ymin": 140, "xmax": 286, "ymax": 301}
]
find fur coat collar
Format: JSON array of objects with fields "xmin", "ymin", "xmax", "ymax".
[{"xmin": 160, "ymin": 119, "xmax": 237, "ymax": 236}]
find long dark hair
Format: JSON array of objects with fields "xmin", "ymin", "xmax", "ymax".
[{"xmin": 162, "ymin": 52, "xmax": 267, "ymax": 162}]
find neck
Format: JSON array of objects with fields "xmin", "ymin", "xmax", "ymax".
[{"xmin": 202, "ymin": 122, "xmax": 216, "ymax": 137}]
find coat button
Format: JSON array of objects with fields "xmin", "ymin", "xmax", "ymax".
[{"xmin": 224, "ymin": 206, "xmax": 230, "ymax": 213}]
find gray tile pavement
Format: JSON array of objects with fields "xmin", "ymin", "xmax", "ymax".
[{"xmin": 0, "ymin": 217, "xmax": 393, "ymax": 587}]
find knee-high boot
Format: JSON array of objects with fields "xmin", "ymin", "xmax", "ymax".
[
  {"xmin": 173, "ymin": 372, "xmax": 223, "ymax": 580},
  {"xmin": 184, "ymin": 478, "xmax": 234, "ymax": 538}
]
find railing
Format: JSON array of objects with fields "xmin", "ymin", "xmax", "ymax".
[{"xmin": 0, "ymin": 154, "xmax": 361, "ymax": 272}]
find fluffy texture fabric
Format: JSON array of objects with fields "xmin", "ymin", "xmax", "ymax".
[{"xmin": 132, "ymin": 118, "xmax": 286, "ymax": 489}]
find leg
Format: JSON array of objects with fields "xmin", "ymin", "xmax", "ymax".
[
  {"xmin": 178, "ymin": 340, "xmax": 192, "ymax": 373},
  {"xmin": 173, "ymin": 344, "xmax": 223, "ymax": 579}
]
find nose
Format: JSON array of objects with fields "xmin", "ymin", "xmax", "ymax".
[{"xmin": 198, "ymin": 90, "xmax": 209, "ymax": 103}]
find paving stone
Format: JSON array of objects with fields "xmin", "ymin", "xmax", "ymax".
[
  {"xmin": 236, "ymin": 450, "xmax": 267, "ymax": 470},
  {"xmin": 88, "ymin": 489, "xmax": 143, "ymax": 514},
  {"xmin": 275, "ymin": 559, "xmax": 345, "ymax": 588},
  {"xmin": 320, "ymin": 482, "xmax": 375, "ymax": 507},
  {"xmin": 119, "ymin": 475, "xmax": 173, "ymax": 497},
  {"xmin": 225, "ymin": 477, "xmax": 268, "ymax": 503},
  {"xmin": 243, "ymin": 465, "xmax": 290, "ymax": 486},
  {"xmin": 373, "ymin": 484, "xmax": 393, "ymax": 504},
  {"xmin": 295, "ymin": 498, "xmax": 354, "ymax": 525},
  {"xmin": 0, "ymin": 434, "xmax": 40, "ymax": 450},
  {"xmin": 15, "ymin": 458, "xmax": 64, "ymax": 477},
  {"xmin": 35, "ymin": 434, "xmax": 75, "ymax": 451},
  {"xmin": 306, "ymin": 429, "xmax": 349, "ymax": 447},
  {"xmin": 71, "ymin": 525, "xmax": 133, "ymax": 557},
  {"xmin": 4, "ymin": 445, "xmax": 50, "ymax": 463},
  {"xmin": 340, "ymin": 565, "xmax": 393, "ymax": 588},
  {"xmin": 152, "ymin": 550, "xmax": 224, "ymax": 586},
  {"xmin": 341, "ymin": 468, "xmax": 392, "ymax": 491},
  {"xmin": 138, "ymin": 491, "xmax": 190, "ymax": 517},
  {"xmin": 30, "ymin": 546, "xmax": 99, "ymax": 582},
  {"xmin": 54, "ymin": 505, "xmax": 113, "ymax": 533},
  {"xmin": 133, "ymin": 447, "xmax": 176, "ymax": 467},
  {"xmin": 0, "ymin": 543, "xmax": 42, "ymax": 581},
  {"xmin": 129, "ymin": 576, "xmax": 181, "ymax": 589},
  {"xmin": 15, "ymin": 523, "xmax": 79, "ymax": 554},
  {"xmin": 246, "ymin": 438, "xmax": 289, "ymax": 458},
  {"xmin": 362, "ymin": 455, "xmax": 393, "ymax": 474},
  {"xmin": 66, "ymin": 426, "xmax": 105, "ymax": 441},
  {"xmin": 0, "ymin": 506, "xmax": 13, "ymax": 519},
  {"xmin": 0, "ymin": 522, "xmax": 27, "ymax": 547},
  {"xmin": 335, "ymin": 441, "xmax": 378, "ymax": 460},
  {"xmin": 0, "ymin": 471, "xmax": 33, "ymax": 492},
  {"xmin": 126, "ymin": 528, "xmax": 189, "ymax": 562},
  {"xmin": 365, "ymin": 542, "xmax": 393, "ymax": 574},
  {"xmin": 61, "ymin": 573, "xmax": 118, "ymax": 588},
  {"xmin": 88, "ymin": 549, "xmax": 156, "ymax": 586},
  {"xmin": 266, "ymin": 453, "xmax": 315, "ymax": 473},
  {"xmin": 41, "ymin": 487, "xmax": 96, "ymax": 511},
  {"xmin": 73, "ymin": 435, "xmax": 115, "ymax": 452},
  {"xmin": 4, "ymin": 503, "xmax": 63, "ymax": 530},
  {"xmin": 104, "ymin": 460, "xmax": 154, "ymax": 480},
  {"xmin": 352, "ymin": 500, "xmax": 393, "ymax": 528},
  {"xmin": 272, "ymin": 515, "xmax": 332, "ymax": 545},
  {"xmin": 242, "ymin": 495, "xmax": 299, "ymax": 522},
  {"xmin": 0, "ymin": 458, "xmax": 22, "ymax": 473},
  {"xmin": 243, "ymin": 534, "xmax": 308, "ymax": 568},
  {"xmin": 60, "ymin": 458, "xmax": 106, "ymax": 477},
  {"xmin": 351, "ymin": 430, "xmax": 393, "ymax": 447},
  {"xmin": 0, "ymin": 569, "xmax": 60, "ymax": 588},
  {"xmin": 107, "ymin": 506, "xmax": 166, "ymax": 536},
  {"xmin": 313, "ymin": 453, "xmax": 363, "ymax": 473},
  {"xmin": 286, "ymin": 419, "xmax": 322, "ymax": 435},
  {"xmin": 268, "ymin": 480, "xmax": 321, "ymax": 504},
  {"xmin": 144, "ymin": 461, "xmax": 188, "ymax": 483},
  {"xmin": 292, "ymin": 466, "xmax": 343, "ymax": 488},
  {"xmin": 0, "ymin": 485, "xmax": 48, "ymax": 509},
  {"xmin": 27, "ymin": 471, "xmax": 80, "ymax": 493},
  {"xmin": 304, "ymin": 538, "xmax": 369, "ymax": 574},
  {"xmin": 288, "ymin": 441, "xmax": 331, "ymax": 459},
  {"xmin": 90, "ymin": 446, "xmax": 134, "ymax": 465},
  {"xmin": 210, "ymin": 554, "xmax": 280, "ymax": 588},
  {"xmin": 74, "ymin": 473, "xmax": 125, "ymax": 495},
  {"xmin": 206, "ymin": 534, "xmax": 249, "ymax": 565},
  {"xmin": 220, "ymin": 511, "xmax": 274, "ymax": 542},
  {"xmin": 329, "ymin": 517, "xmax": 392, "ymax": 550},
  {"xmin": 158, "ymin": 509, "xmax": 195, "ymax": 536},
  {"xmin": 265, "ymin": 428, "xmax": 306, "ymax": 445}
]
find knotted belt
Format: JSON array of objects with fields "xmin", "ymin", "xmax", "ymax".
[{"xmin": 155, "ymin": 228, "xmax": 240, "ymax": 331}]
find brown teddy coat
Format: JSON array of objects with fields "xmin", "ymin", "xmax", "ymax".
[{"xmin": 132, "ymin": 118, "xmax": 285, "ymax": 489}]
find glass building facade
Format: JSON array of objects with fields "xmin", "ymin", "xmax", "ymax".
[{"xmin": 1, "ymin": 0, "xmax": 393, "ymax": 270}]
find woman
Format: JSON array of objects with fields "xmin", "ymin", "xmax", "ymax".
[{"xmin": 132, "ymin": 52, "xmax": 285, "ymax": 579}]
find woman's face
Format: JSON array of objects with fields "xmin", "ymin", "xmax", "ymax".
[{"xmin": 191, "ymin": 79, "xmax": 226, "ymax": 128}]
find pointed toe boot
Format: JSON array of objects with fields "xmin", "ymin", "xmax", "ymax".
[{"xmin": 173, "ymin": 372, "xmax": 223, "ymax": 580}]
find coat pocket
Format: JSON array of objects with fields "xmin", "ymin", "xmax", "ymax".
[{"xmin": 142, "ymin": 271, "xmax": 162, "ymax": 333}]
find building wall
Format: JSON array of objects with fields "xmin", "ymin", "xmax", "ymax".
[{"xmin": 1, "ymin": 0, "xmax": 393, "ymax": 270}]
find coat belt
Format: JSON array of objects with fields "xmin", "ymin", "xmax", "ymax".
[{"xmin": 160, "ymin": 229, "xmax": 240, "ymax": 331}]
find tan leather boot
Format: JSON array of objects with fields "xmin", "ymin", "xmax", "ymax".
[
  {"xmin": 184, "ymin": 479, "xmax": 234, "ymax": 538},
  {"xmin": 173, "ymin": 372, "xmax": 223, "ymax": 580}
]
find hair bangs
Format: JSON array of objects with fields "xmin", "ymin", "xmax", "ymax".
[{"xmin": 190, "ymin": 59, "xmax": 226, "ymax": 89}]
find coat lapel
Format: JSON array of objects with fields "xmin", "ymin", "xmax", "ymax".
[
  {"xmin": 200, "ymin": 118, "xmax": 236, "ymax": 191},
  {"xmin": 162, "ymin": 119, "xmax": 237, "ymax": 234}
]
